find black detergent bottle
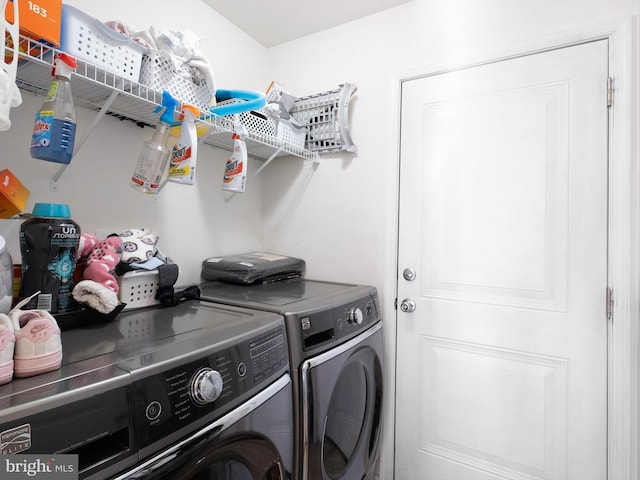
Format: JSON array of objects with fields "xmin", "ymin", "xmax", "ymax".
[
  {"xmin": 30, "ymin": 53, "xmax": 78, "ymax": 164},
  {"xmin": 19, "ymin": 203, "xmax": 81, "ymax": 314}
]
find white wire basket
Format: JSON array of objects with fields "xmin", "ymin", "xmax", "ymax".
[
  {"xmin": 213, "ymin": 101, "xmax": 277, "ymax": 140},
  {"xmin": 139, "ymin": 49, "xmax": 213, "ymax": 109},
  {"xmin": 290, "ymin": 83, "xmax": 357, "ymax": 154},
  {"xmin": 59, "ymin": 4, "xmax": 146, "ymax": 80},
  {"xmin": 117, "ymin": 270, "xmax": 160, "ymax": 310},
  {"xmin": 276, "ymin": 118, "xmax": 306, "ymax": 149}
]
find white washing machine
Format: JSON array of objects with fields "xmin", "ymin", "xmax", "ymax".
[{"xmin": 198, "ymin": 278, "xmax": 384, "ymax": 480}]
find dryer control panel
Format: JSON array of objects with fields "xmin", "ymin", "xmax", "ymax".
[{"xmin": 298, "ymin": 291, "xmax": 381, "ymax": 354}]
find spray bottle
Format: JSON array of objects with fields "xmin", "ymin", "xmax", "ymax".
[
  {"xmin": 30, "ymin": 53, "xmax": 77, "ymax": 164},
  {"xmin": 222, "ymin": 124, "xmax": 248, "ymax": 193},
  {"xmin": 130, "ymin": 91, "xmax": 180, "ymax": 193},
  {"xmin": 168, "ymin": 104, "xmax": 200, "ymax": 185}
]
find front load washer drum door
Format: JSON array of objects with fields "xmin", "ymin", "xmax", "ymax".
[{"xmin": 301, "ymin": 322, "xmax": 383, "ymax": 480}]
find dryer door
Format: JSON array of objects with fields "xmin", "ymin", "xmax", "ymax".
[{"xmin": 301, "ymin": 322, "xmax": 384, "ymax": 480}]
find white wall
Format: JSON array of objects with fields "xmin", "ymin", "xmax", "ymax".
[
  {"xmin": 2, "ymin": 1, "xmax": 638, "ymax": 478},
  {"xmin": 263, "ymin": 1, "xmax": 639, "ymax": 479},
  {"xmin": 0, "ymin": 0, "xmax": 271, "ymax": 284}
]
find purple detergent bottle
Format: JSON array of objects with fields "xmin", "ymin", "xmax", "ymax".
[{"xmin": 30, "ymin": 53, "xmax": 77, "ymax": 164}]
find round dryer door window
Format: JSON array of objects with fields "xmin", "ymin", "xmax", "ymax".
[{"xmin": 301, "ymin": 322, "xmax": 384, "ymax": 480}]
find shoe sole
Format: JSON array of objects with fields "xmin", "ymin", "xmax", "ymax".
[{"xmin": 14, "ymin": 349, "xmax": 62, "ymax": 378}]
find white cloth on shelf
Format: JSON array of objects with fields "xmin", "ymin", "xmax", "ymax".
[{"xmin": 105, "ymin": 21, "xmax": 216, "ymax": 98}]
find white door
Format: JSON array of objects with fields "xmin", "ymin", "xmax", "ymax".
[{"xmin": 395, "ymin": 40, "xmax": 609, "ymax": 480}]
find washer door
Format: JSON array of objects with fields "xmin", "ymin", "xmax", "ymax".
[
  {"xmin": 301, "ymin": 322, "xmax": 384, "ymax": 480},
  {"xmin": 114, "ymin": 375, "xmax": 293, "ymax": 480},
  {"xmin": 126, "ymin": 433, "xmax": 286, "ymax": 480}
]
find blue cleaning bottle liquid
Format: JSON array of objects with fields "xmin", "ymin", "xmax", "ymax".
[{"xmin": 30, "ymin": 53, "xmax": 78, "ymax": 164}]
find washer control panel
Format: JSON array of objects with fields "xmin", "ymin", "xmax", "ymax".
[{"xmin": 133, "ymin": 325, "xmax": 288, "ymax": 448}]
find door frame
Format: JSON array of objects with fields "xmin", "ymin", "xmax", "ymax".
[{"xmin": 380, "ymin": 17, "xmax": 636, "ymax": 480}]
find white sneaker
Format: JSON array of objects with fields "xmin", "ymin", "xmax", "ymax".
[
  {"xmin": 10, "ymin": 309, "xmax": 62, "ymax": 378},
  {"xmin": 0, "ymin": 314, "xmax": 14, "ymax": 384}
]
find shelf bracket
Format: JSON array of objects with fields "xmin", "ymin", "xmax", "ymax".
[
  {"xmin": 50, "ymin": 89, "xmax": 121, "ymax": 191},
  {"xmin": 223, "ymin": 148, "xmax": 283, "ymax": 206},
  {"xmin": 253, "ymin": 148, "xmax": 282, "ymax": 177}
]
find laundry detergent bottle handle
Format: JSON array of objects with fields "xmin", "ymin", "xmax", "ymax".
[
  {"xmin": 131, "ymin": 91, "xmax": 180, "ymax": 193},
  {"xmin": 30, "ymin": 53, "xmax": 78, "ymax": 164}
]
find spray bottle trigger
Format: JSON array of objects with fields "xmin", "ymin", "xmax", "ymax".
[
  {"xmin": 182, "ymin": 104, "xmax": 200, "ymax": 120},
  {"xmin": 154, "ymin": 91, "xmax": 181, "ymax": 126},
  {"xmin": 51, "ymin": 53, "xmax": 77, "ymax": 78}
]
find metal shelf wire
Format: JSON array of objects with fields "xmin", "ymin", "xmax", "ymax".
[{"xmin": 13, "ymin": 35, "xmax": 318, "ymax": 177}]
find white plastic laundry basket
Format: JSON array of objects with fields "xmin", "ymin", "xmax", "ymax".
[
  {"xmin": 59, "ymin": 4, "xmax": 146, "ymax": 80},
  {"xmin": 117, "ymin": 270, "xmax": 160, "ymax": 310}
]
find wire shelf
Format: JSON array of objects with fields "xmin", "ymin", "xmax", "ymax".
[{"xmin": 13, "ymin": 35, "xmax": 318, "ymax": 163}]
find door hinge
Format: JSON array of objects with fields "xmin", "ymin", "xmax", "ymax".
[
  {"xmin": 606, "ymin": 287, "xmax": 613, "ymax": 320},
  {"xmin": 607, "ymin": 77, "xmax": 614, "ymax": 107}
]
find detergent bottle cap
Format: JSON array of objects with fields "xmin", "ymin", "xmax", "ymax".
[
  {"xmin": 157, "ymin": 91, "xmax": 180, "ymax": 126},
  {"xmin": 32, "ymin": 203, "xmax": 72, "ymax": 218},
  {"xmin": 51, "ymin": 53, "xmax": 77, "ymax": 80}
]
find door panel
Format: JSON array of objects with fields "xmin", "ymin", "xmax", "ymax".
[
  {"xmin": 396, "ymin": 40, "xmax": 608, "ymax": 480},
  {"xmin": 422, "ymin": 82, "xmax": 569, "ymax": 312}
]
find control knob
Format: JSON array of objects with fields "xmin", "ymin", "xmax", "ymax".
[
  {"xmin": 347, "ymin": 307, "xmax": 364, "ymax": 324},
  {"xmin": 190, "ymin": 368, "xmax": 223, "ymax": 405}
]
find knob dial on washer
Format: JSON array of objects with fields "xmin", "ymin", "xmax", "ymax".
[
  {"xmin": 347, "ymin": 307, "xmax": 364, "ymax": 324},
  {"xmin": 191, "ymin": 368, "xmax": 223, "ymax": 405}
]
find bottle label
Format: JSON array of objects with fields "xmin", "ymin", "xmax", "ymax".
[
  {"xmin": 223, "ymin": 159, "xmax": 242, "ymax": 180},
  {"xmin": 19, "ymin": 219, "xmax": 81, "ymax": 313},
  {"xmin": 31, "ymin": 110, "xmax": 54, "ymax": 148},
  {"xmin": 47, "ymin": 81, "xmax": 59, "ymax": 99},
  {"xmin": 168, "ymin": 143, "xmax": 193, "ymax": 178},
  {"xmin": 171, "ymin": 143, "xmax": 191, "ymax": 164}
]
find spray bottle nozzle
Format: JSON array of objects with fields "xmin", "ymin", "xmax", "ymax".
[
  {"xmin": 154, "ymin": 91, "xmax": 181, "ymax": 126},
  {"xmin": 51, "ymin": 53, "xmax": 77, "ymax": 79},
  {"xmin": 179, "ymin": 104, "xmax": 200, "ymax": 121}
]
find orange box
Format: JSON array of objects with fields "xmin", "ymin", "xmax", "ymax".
[
  {"xmin": 5, "ymin": 0, "xmax": 61, "ymax": 46},
  {"xmin": 0, "ymin": 169, "xmax": 30, "ymax": 218}
]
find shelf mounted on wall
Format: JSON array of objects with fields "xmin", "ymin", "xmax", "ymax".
[{"xmin": 12, "ymin": 35, "xmax": 322, "ymax": 191}]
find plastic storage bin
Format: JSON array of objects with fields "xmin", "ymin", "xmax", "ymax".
[
  {"xmin": 117, "ymin": 269, "xmax": 159, "ymax": 310},
  {"xmin": 139, "ymin": 49, "xmax": 213, "ymax": 109},
  {"xmin": 213, "ymin": 101, "xmax": 276, "ymax": 140},
  {"xmin": 276, "ymin": 118, "xmax": 306, "ymax": 149},
  {"xmin": 290, "ymin": 83, "xmax": 358, "ymax": 153},
  {"xmin": 59, "ymin": 4, "xmax": 146, "ymax": 80}
]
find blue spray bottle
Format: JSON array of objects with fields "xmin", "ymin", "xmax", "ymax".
[
  {"xmin": 130, "ymin": 91, "xmax": 180, "ymax": 193},
  {"xmin": 30, "ymin": 53, "xmax": 78, "ymax": 164}
]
